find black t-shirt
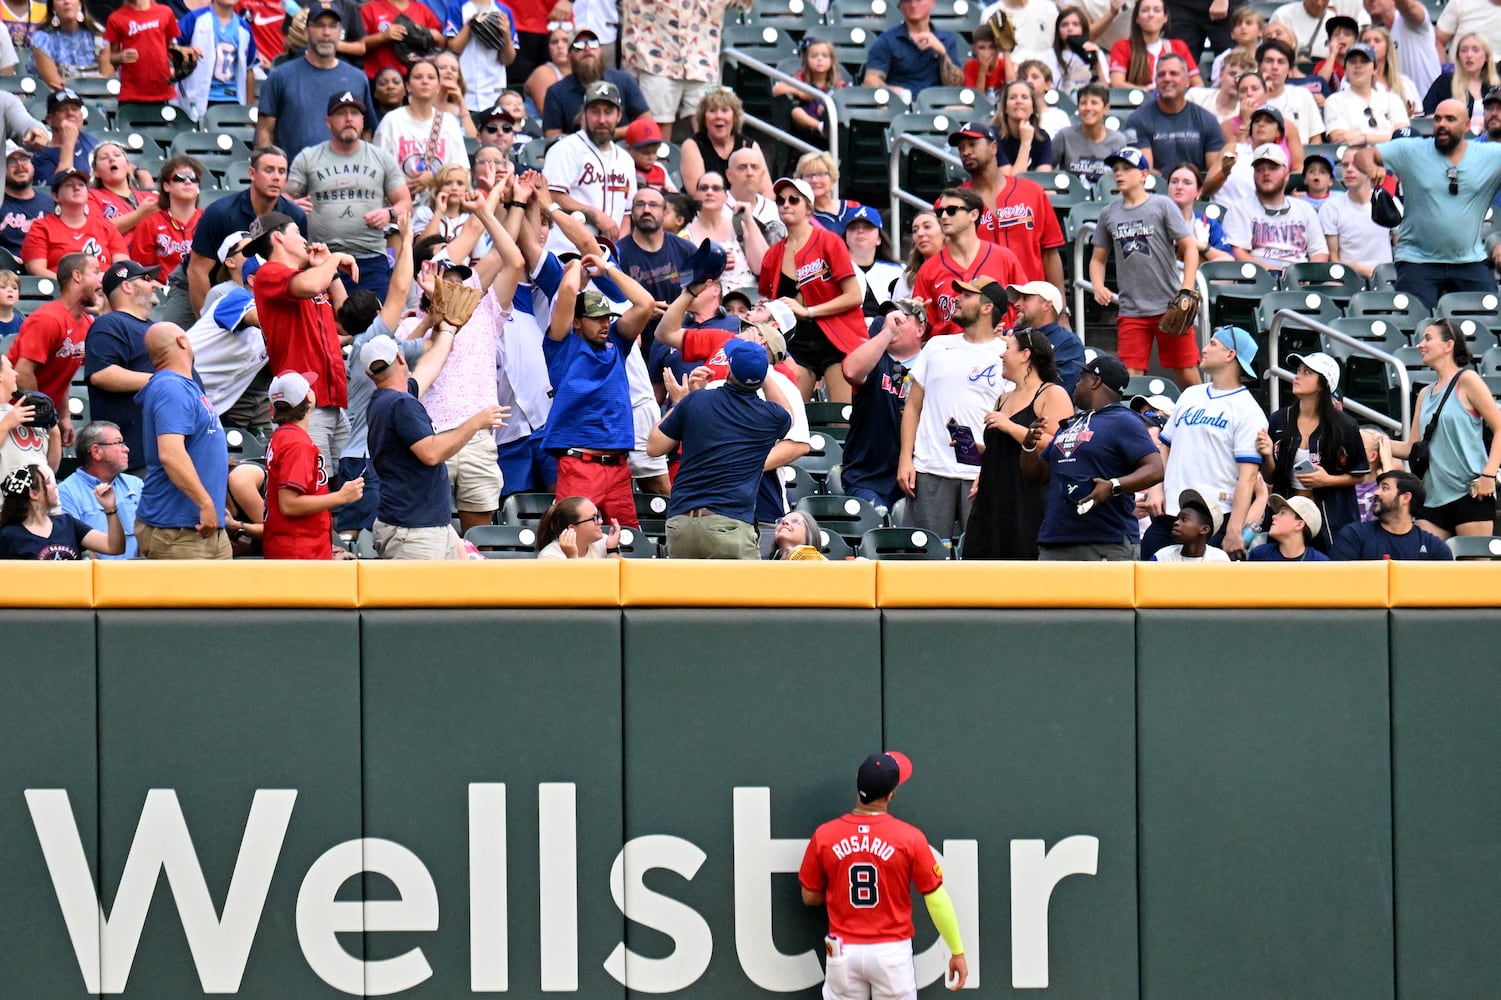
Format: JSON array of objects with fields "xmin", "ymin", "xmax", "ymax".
[
  {"xmin": 841, "ymin": 351, "xmax": 915, "ymax": 500},
  {"xmin": 0, "ymin": 190, "xmax": 55, "ymax": 258},
  {"xmin": 0, "ymin": 513, "xmax": 90, "ymax": 559}
]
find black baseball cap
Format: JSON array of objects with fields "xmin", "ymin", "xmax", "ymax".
[
  {"xmin": 46, "ymin": 88, "xmax": 83, "ymax": 113},
  {"xmin": 1083, "ymin": 353, "xmax": 1131, "ymax": 394},
  {"xmin": 327, "ymin": 90, "xmax": 366, "ymax": 116},
  {"xmin": 49, "ymin": 167, "xmax": 88, "ymax": 192},
  {"xmin": 305, "ymin": 0, "xmax": 342, "ymax": 22},
  {"xmin": 954, "ymin": 275, "xmax": 1009, "ymax": 312},
  {"xmin": 241, "ymin": 210, "xmax": 297, "ymax": 257},
  {"xmin": 102, "ymin": 259, "xmax": 157, "ymax": 297},
  {"xmin": 857, "ymin": 751, "xmax": 913, "ymax": 804}
]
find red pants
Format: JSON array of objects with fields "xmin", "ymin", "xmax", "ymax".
[
  {"xmin": 555, "ymin": 454, "xmax": 640, "ymax": 528},
  {"xmin": 1117, "ymin": 313, "xmax": 1201, "ymax": 370}
]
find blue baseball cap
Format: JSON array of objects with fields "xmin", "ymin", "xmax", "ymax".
[
  {"xmin": 1104, "ymin": 147, "xmax": 1150, "ymax": 171},
  {"xmin": 845, "ymin": 205, "xmax": 883, "ymax": 230},
  {"xmin": 1211, "ymin": 325, "xmax": 1258, "ymax": 376},
  {"xmin": 724, "ymin": 337, "xmax": 768, "ymax": 388}
]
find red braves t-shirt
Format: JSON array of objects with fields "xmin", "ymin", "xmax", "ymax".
[
  {"xmin": 21, "ymin": 212, "xmax": 127, "ymax": 271},
  {"xmin": 252, "ymin": 260, "xmax": 350, "ymax": 409},
  {"xmin": 105, "ymin": 3, "xmax": 179, "ymax": 103},
  {"xmin": 911, "ymin": 243, "xmax": 1026, "ymax": 337},
  {"xmin": 6, "ymin": 300, "xmax": 91, "ymax": 407},
  {"xmin": 264, "ymin": 422, "xmax": 333, "ymax": 559},
  {"xmin": 361, "ymin": 0, "xmax": 442, "ymax": 80},
  {"xmin": 681, "ymin": 326, "xmax": 800, "ymax": 384},
  {"xmin": 128, "ymin": 207, "xmax": 202, "ymax": 280},
  {"xmin": 798, "ymin": 812, "xmax": 944, "ymax": 944},
  {"xmin": 757, "ymin": 228, "xmax": 868, "ymax": 353},
  {"xmin": 966, "ymin": 176, "xmax": 1066, "ymax": 283}
]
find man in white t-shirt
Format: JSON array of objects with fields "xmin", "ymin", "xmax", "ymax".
[
  {"xmin": 1437, "ymin": 0, "xmax": 1501, "ymax": 62},
  {"xmin": 1272, "ymin": 0, "xmax": 1368, "ymax": 59},
  {"xmin": 1320, "ymin": 146, "xmax": 1394, "ymax": 276},
  {"xmin": 897, "ymin": 275, "xmax": 1011, "ymax": 539},
  {"xmin": 1366, "ymin": 0, "xmax": 1440, "ymax": 95},
  {"xmin": 1141, "ymin": 325, "xmax": 1268, "ymax": 560},
  {"xmin": 1225, "ymin": 143, "xmax": 1330, "ymax": 272},
  {"xmin": 542, "ymin": 80, "xmax": 636, "ymax": 254}
]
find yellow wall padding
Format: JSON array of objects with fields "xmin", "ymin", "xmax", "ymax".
[
  {"xmin": 92, "ymin": 560, "xmax": 360, "ymax": 608},
  {"xmin": 1135, "ymin": 561, "xmax": 1391, "ymax": 608},
  {"xmin": 357, "ymin": 559, "xmax": 621, "ymax": 607},
  {"xmin": 619, "ymin": 559, "xmax": 877, "ymax": 607},
  {"xmin": 877, "ymin": 561, "xmax": 1136, "ymax": 607},
  {"xmin": 1, "ymin": 562, "xmax": 95, "ymax": 608},
  {"xmin": 1388, "ymin": 562, "xmax": 1501, "ymax": 606}
]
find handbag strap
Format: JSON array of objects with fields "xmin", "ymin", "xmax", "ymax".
[{"xmin": 1422, "ymin": 374, "xmax": 1462, "ymax": 447}]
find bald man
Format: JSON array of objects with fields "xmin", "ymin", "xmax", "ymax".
[
  {"xmin": 134, "ymin": 322, "xmax": 231, "ymax": 559},
  {"xmin": 1356, "ymin": 98, "xmax": 1501, "ymax": 308}
]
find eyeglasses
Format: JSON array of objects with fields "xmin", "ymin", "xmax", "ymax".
[
  {"xmin": 775, "ymin": 515, "xmax": 802, "ymax": 528},
  {"xmin": 571, "ymin": 512, "xmax": 603, "ymax": 525},
  {"xmin": 482, "ymin": 121, "xmax": 514, "ymax": 134},
  {"xmin": 1448, "ymin": 166, "xmax": 1459, "ymax": 195},
  {"xmin": 936, "ymin": 205, "xmax": 968, "ymax": 216},
  {"xmin": 800, "ymin": 170, "xmax": 831, "ymax": 180},
  {"xmin": 696, "ymin": 183, "xmax": 724, "ymax": 192},
  {"xmin": 775, "ymin": 194, "xmax": 804, "ymax": 206},
  {"xmin": 570, "ymin": 39, "xmax": 600, "ymax": 50},
  {"xmin": 95, "ymin": 439, "xmax": 126, "ymax": 447},
  {"xmin": 170, "ymin": 173, "xmax": 199, "ymax": 184}
]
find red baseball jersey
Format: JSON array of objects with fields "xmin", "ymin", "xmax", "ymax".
[
  {"xmin": 264, "ymin": 422, "xmax": 333, "ymax": 560},
  {"xmin": 799, "ymin": 812, "xmax": 944, "ymax": 945},
  {"xmin": 966, "ymin": 175, "xmax": 1066, "ymax": 283},
  {"xmin": 128, "ymin": 207, "xmax": 202, "ymax": 281},
  {"xmin": 104, "ymin": 3, "xmax": 179, "ymax": 104},
  {"xmin": 237, "ymin": 0, "xmax": 285, "ymax": 63},
  {"xmin": 6, "ymin": 300, "xmax": 90, "ymax": 407},
  {"xmin": 757, "ymin": 228, "xmax": 868, "ymax": 354},
  {"xmin": 252, "ymin": 260, "xmax": 350, "ymax": 409},
  {"xmin": 361, "ymin": 0, "xmax": 442, "ymax": 81},
  {"xmin": 911, "ymin": 242, "xmax": 1025, "ymax": 337},
  {"xmin": 21, "ymin": 212, "xmax": 127, "ymax": 272},
  {"xmin": 681, "ymin": 326, "xmax": 799, "ymax": 384}
]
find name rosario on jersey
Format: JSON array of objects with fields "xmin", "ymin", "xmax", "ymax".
[{"xmin": 830, "ymin": 833, "xmax": 897, "ymax": 862}]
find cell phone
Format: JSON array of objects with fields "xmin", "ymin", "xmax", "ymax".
[
  {"xmin": 948, "ymin": 419, "xmax": 983, "ymax": 466},
  {"xmin": 1294, "ymin": 459, "xmax": 1317, "ymax": 476}
]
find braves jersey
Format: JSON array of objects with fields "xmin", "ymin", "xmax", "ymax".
[
  {"xmin": 104, "ymin": 2, "xmax": 179, "ymax": 103},
  {"xmin": 252, "ymin": 260, "xmax": 350, "ymax": 409},
  {"xmin": 966, "ymin": 175, "xmax": 1066, "ymax": 282},
  {"xmin": 911, "ymin": 243, "xmax": 1025, "ymax": 337},
  {"xmin": 21, "ymin": 212, "xmax": 127, "ymax": 272},
  {"xmin": 236, "ymin": 0, "xmax": 285, "ymax": 63},
  {"xmin": 7, "ymin": 300, "xmax": 91, "ymax": 408},
  {"xmin": 129, "ymin": 207, "xmax": 202, "ymax": 281},
  {"xmin": 798, "ymin": 812, "xmax": 943, "ymax": 944},
  {"xmin": 542, "ymin": 132, "xmax": 635, "ymax": 255},
  {"xmin": 264, "ymin": 422, "xmax": 333, "ymax": 560},
  {"xmin": 0, "ymin": 402, "xmax": 50, "ymax": 481}
]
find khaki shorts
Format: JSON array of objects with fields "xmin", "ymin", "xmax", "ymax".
[
  {"xmin": 637, "ymin": 74, "xmax": 713, "ymax": 122},
  {"xmin": 135, "ymin": 521, "xmax": 233, "ymax": 560},
  {"xmin": 372, "ymin": 520, "xmax": 464, "ymax": 560},
  {"xmin": 444, "ymin": 428, "xmax": 503, "ymax": 512},
  {"xmin": 628, "ymin": 398, "xmax": 669, "ymax": 478}
]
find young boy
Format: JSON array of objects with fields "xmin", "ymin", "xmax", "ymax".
[
  {"xmin": 1297, "ymin": 153, "xmax": 1335, "ymax": 206},
  {"xmin": 625, "ymin": 118, "xmax": 672, "ymax": 191},
  {"xmin": 1052, "ymin": 83, "xmax": 1127, "ymax": 184},
  {"xmin": 262, "ymin": 370, "xmax": 364, "ymax": 560},
  {"xmin": 0, "ymin": 269, "xmax": 22, "ymax": 341},
  {"xmin": 106, "ymin": 0, "xmax": 196, "ymax": 108},
  {"xmin": 1249, "ymin": 493, "xmax": 1330, "ymax": 560},
  {"xmin": 1210, "ymin": 9, "xmax": 1264, "ymax": 84},
  {"xmin": 1315, "ymin": 15, "xmax": 1359, "ymax": 90},
  {"xmin": 1152, "ymin": 488, "xmax": 1230, "ymax": 561},
  {"xmin": 963, "ymin": 22, "xmax": 1008, "ymax": 101}
]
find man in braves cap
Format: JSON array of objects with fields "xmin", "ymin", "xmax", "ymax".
[
  {"xmin": 83, "ymin": 260, "xmax": 162, "ymax": 464},
  {"xmin": 800, "ymin": 751, "xmax": 968, "ymax": 997},
  {"xmin": 33, "ymin": 89, "xmax": 89, "ymax": 182},
  {"xmin": 541, "ymin": 78, "xmax": 636, "ymax": 253}
]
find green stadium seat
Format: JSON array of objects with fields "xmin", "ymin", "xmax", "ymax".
[
  {"xmin": 858, "ymin": 526, "xmax": 950, "ymax": 559},
  {"xmin": 202, "ymin": 103, "xmax": 259, "ymax": 133},
  {"xmin": 826, "ymin": 0, "xmax": 900, "ymax": 33},
  {"xmin": 1256, "ymin": 290, "xmax": 1342, "ymax": 363},
  {"xmin": 465, "ymin": 523, "xmax": 538, "ymax": 558},
  {"xmin": 795, "ymin": 494, "xmax": 883, "ymax": 545},
  {"xmin": 1124, "ymin": 375, "xmax": 1181, "ymax": 402},
  {"xmin": 499, "ymin": 491, "xmax": 555, "ymax": 527},
  {"xmin": 1200, "ymin": 260, "xmax": 1277, "ymax": 331},
  {"xmin": 1446, "ymin": 535, "xmax": 1501, "ymax": 559},
  {"xmin": 1345, "ymin": 290, "xmax": 1428, "ymax": 340},
  {"xmin": 1281, "ymin": 261, "xmax": 1365, "ymax": 307}
]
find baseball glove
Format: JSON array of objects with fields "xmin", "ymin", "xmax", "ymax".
[
  {"xmin": 393, "ymin": 13, "xmax": 438, "ymax": 65},
  {"xmin": 1159, "ymin": 288, "xmax": 1201, "ymax": 337},
  {"xmin": 432, "ymin": 279, "xmax": 485, "ymax": 328},
  {"xmin": 469, "ymin": 10, "xmax": 509, "ymax": 51},
  {"xmin": 986, "ymin": 9, "xmax": 1017, "ymax": 52},
  {"xmin": 168, "ymin": 46, "xmax": 199, "ymax": 83},
  {"xmin": 286, "ymin": 9, "xmax": 308, "ymax": 51}
]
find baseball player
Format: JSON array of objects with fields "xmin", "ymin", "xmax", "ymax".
[
  {"xmin": 542, "ymin": 79, "xmax": 636, "ymax": 255},
  {"xmin": 799, "ymin": 752, "xmax": 968, "ymax": 999}
]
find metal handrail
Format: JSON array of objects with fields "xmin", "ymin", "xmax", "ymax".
[
  {"xmin": 888, "ymin": 132, "xmax": 963, "ymax": 250},
  {"xmin": 718, "ymin": 49, "xmax": 837, "ymax": 164},
  {"xmin": 1070, "ymin": 220, "xmax": 1212, "ymax": 351},
  {"xmin": 1267, "ymin": 309, "xmax": 1412, "ymax": 438}
]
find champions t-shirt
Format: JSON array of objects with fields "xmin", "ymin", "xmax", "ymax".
[
  {"xmin": 798, "ymin": 812, "xmax": 944, "ymax": 944},
  {"xmin": 252, "ymin": 260, "xmax": 350, "ymax": 409},
  {"xmin": 264, "ymin": 422, "xmax": 333, "ymax": 559}
]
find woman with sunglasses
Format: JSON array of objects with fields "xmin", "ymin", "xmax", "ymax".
[
  {"xmin": 962, "ymin": 328, "xmax": 1074, "ymax": 560},
  {"xmin": 535, "ymin": 495, "xmax": 622, "ymax": 558},
  {"xmin": 0, "ymin": 463, "xmax": 124, "ymax": 559},
  {"xmin": 684, "ymin": 170, "xmax": 765, "ymax": 292},
  {"xmin": 680, "ymin": 90, "xmax": 767, "ymax": 201},
  {"xmin": 525, "ymin": 24, "xmax": 572, "ymax": 119},
  {"xmin": 374, "ymin": 58, "xmax": 470, "ymax": 204},
  {"xmin": 128, "ymin": 155, "xmax": 204, "ymax": 282}
]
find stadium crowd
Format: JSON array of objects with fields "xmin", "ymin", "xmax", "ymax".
[{"xmin": 1, "ymin": 0, "xmax": 1501, "ymax": 561}]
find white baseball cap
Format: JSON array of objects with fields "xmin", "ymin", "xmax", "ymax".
[
  {"xmin": 1251, "ymin": 142, "xmax": 1289, "ymax": 168},
  {"xmin": 1287, "ymin": 351, "xmax": 1340, "ymax": 392},
  {"xmin": 361, "ymin": 336, "xmax": 400, "ymax": 376},
  {"xmin": 1006, "ymin": 280, "xmax": 1064, "ymax": 314},
  {"xmin": 268, "ymin": 370, "xmax": 316, "ymax": 408},
  {"xmin": 1269, "ymin": 493, "xmax": 1323, "ymax": 538},
  {"xmin": 764, "ymin": 298, "xmax": 798, "ymax": 335}
]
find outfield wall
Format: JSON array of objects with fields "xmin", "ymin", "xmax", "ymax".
[{"xmin": 3, "ymin": 561, "xmax": 1498, "ymax": 999}]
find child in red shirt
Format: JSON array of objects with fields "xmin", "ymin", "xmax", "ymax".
[
  {"xmin": 263, "ymin": 371, "xmax": 364, "ymax": 560},
  {"xmin": 962, "ymin": 22, "xmax": 1009, "ymax": 102},
  {"xmin": 105, "ymin": 0, "xmax": 195, "ymax": 104}
]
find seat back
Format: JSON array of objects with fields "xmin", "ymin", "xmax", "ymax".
[{"xmin": 858, "ymin": 526, "xmax": 950, "ymax": 560}]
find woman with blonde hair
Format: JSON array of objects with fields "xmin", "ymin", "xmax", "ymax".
[
  {"xmin": 1423, "ymin": 32, "xmax": 1499, "ymax": 125},
  {"xmin": 681, "ymin": 90, "xmax": 768, "ymax": 198},
  {"xmin": 794, "ymin": 150, "xmax": 863, "ymax": 235},
  {"xmin": 1360, "ymin": 24, "xmax": 1421, "ymax": 115},
  {"xmin": 683, "ymin": 170, "xmax": 765, "ymax": 291},
  {"xmin": 415, "ymin": 164, "xmax": 474, "ymax": 241}
]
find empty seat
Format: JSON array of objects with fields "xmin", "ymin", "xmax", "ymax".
[
  {"xmin": 795, "ymin": 494, "xmax": 883, "ymax": 545},
  {"xmin": 858, "ymin": 526, "xmax": 950, "ymax": 560},
  {"xmin": 465, "ymin": 524, "xmax": 537, "ymax": 558},
  {"xmin": 499, "ymin": 491, "xmax": 556, "ymax": 526}
]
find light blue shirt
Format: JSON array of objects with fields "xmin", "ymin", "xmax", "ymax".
[
  {"xmin": 1378, "ymin": 137, "xmax": 1501, "ymax": 263},
  {"xmin": 57, "ymin": 468, "xmax": 143, "ymax": 559}
]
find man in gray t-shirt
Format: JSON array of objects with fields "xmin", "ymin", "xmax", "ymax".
[{"xmin": 285, "ymin": 90, "xmax": 411, "ymax": 299}]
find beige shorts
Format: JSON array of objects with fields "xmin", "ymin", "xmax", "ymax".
[
  {"xmin": 444, "ymin": 427, "xmax": 503, "ymax": 512},
  {"xmin": 629, "ymin": 398, "xmax": 669, "ymax": 478},
  {"xmin": 135, "ymin": 521, "xmax": 233, "ymax": 560},
  {"xmin": 637, "ymin": 74, "xmax": 713, "ymax": 122},
  {"xmin": 372, "ymin": 521, "xmax": 464, "ymax": 560}
]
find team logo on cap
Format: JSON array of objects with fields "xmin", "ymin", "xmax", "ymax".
[{"xmin": 337, "ymin": 91, "xmax": 355, "ymax": 104}]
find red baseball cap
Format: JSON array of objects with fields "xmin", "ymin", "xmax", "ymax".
[{"xmin": 625, "ymin": 117, "xmax": 664, "ymax": 149}]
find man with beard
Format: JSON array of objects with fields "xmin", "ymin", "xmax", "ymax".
[
  {"xmin": 616, "ymin": 185, "xmax": 697, "ymax": 362},
  {"xmin": 182, "ymin": 147, "xmax": 307, "ymax": 321},
  {"xmin": 542, "ymin": 81, "xmax": 635, "ymax": 253},
  {"xmin": 1356, "ymin": 98, "xmax": 1501, "ymax": 308},
  {"xmin": 949, "ymin": 121, "xmax": 1067, "ymax": 294},
  {"xmin": 6, "ymin": 251, "xmax": 100, "ymax": 448},
  {"xmin": 286, "ymin": 92, "xmax": 410, "ymax": 298},
  {"xmin": 31, "ymin": 89, "xmax": 96, "ymax": 183},
  {"xmin": 1331, "ymin": 470, "xmax": 1452, "ymax": 559},
  {"xmin": 1475, "ymin": 89, "xmax": 1501, "ymax": 214},
  {"xmin": 542, "ymin": 28, "xmax": 651, "ymax": 138},
  {"xmin": 911, "ymin": 187, "xmax": 1025, "ymax": 337},
  {"xmin": 256, "ymin": 1, "xmax": 374, "ymax": 162},
  {"xmin": 1224, "ymin": 143, "xmax": 1329, "ymax": 273},
  {"xmin": 85, "ymin": 260, "xmax": 165, "ymax": 464},
  {"xmin": 0, "ymin": 142, "xmax": 53, "ymax": 262}
]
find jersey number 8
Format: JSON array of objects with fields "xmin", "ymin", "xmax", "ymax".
[{"xmin": 848, "ymin": 863, "xmax": 879, "ymax": 908}]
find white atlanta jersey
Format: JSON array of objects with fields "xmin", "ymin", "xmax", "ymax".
[{"xmin": 542, "ymin": 132, "xmax": 636, "ymax": 254}]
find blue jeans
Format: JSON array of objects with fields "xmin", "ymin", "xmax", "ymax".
[
  {"xmin": 334, "ymin": 456, "xmax": 381, "ymax": 532},
  {"xmin": 1393, "ymin": 260, "xmax": 1497, "ymax": 312},
  {"xmin": 347, "ymin": 253, "xmax": 393, "ymax": 300},
  {"xmin": 496, "ymin": 433, "xmax": 557, "ymax": 496}
]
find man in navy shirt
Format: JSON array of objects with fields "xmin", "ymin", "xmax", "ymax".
[
  {"xmin": 1122, "ymin": 54, "xmax": 1226, "ymax": 174},
  {"xmin": 542, "ymin": 29, "xmax": 651, "ymax": 138},
  {"xmin": 134, "ymin": 323, "xmax": 230, "ymax": 560},
  {"xmin": 255, "ymin": 1, "xmax": 374, "ymax": 161},
  {"xmin": 1032, "ymin": 353, "xmax": 1165, "ymax": 561},
  {"xmin": 0, "ymin": 142, "xmax": 54, "ymax": 263},
  {"xmin": 616, "ymin": 185, "xmax": 697, "ymax": 364},
  {"xmin": 85, "ymin": 260, "xmax": 164, "ymax": 470},
  {"xmin": 1331, "ymin": 470, "xmax": 1454, "ymax": 560},
  {"xmin": 1006, "ymin": 280, "xmax": 1085, "ymax": 395},
  {"xmin": 839, "ymin": 298, "xmax": 924, "ymax": 513},
  {"xmin": 861, "ymin": 0, "xmax": 964, "ymax": 100},
  {"xmin": 177, "ymin": 147, "xmax": 307, "ymax": 325},
  {"xmin": 362, "ymin": 333, "xmax": 509, "ymax": 560},
  {"xmin": 649, "ymin": 338, "xmax": 793, "ymax": 559}
]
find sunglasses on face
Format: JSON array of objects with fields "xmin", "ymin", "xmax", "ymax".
[
  {"xmin": 170, "ymin": 173, "xmax": 199, "ymax": 184},
  {"xmin": 697, "ymin": 183, "xmax": 724, "ymax": 192},
  {"xmin": 775, "ymin": 194, "xmax": 804, "ymax": 206},
  {"xmin": 571, "ymin": 39, "xmax": 600, "ymax": 50},
  {"xmin": 937, "ymin": 204, "xmax": 968, "ymax": 216}
]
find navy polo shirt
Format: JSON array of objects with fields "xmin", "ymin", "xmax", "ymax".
[
  {"xmin": 368, "ymin": 378, "xmax": 452, "ymax": 529},
  {"xmin": 864, "ymin": 24, "xmax": 963, "ymax": 94},
  {"xmin": 542, "ymin": 69, "xmax": 651, "ymax": 133},
  {"xmin": 660, "ymin": 383, "xmax": 791, "ymax": 524},
  {"xmin": 191, "ymin": 189, "xmax": 308, "ymax": 264},
  {"xmin": 1330, "ymin": 521, "xmax": 1453, "ymax": 561},
  {"xmin": 83, "ymin": 311, "xmax": 153, "ymax": 459}
]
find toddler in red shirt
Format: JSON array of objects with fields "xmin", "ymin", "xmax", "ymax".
[{"xmin": 263, "ymin": 371, "xmax": 365, "ymax": 560}]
